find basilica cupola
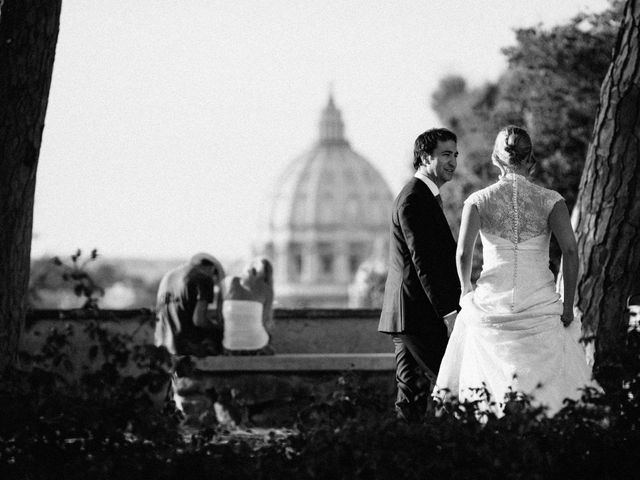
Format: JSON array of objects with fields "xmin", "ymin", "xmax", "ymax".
[
  {"xmin": 319, "ymin": 94, "xmax": 347, "ymax": 145},
  {"xmin": 254, "ymin": 94, "xmax": 393, "ymax": 307}
]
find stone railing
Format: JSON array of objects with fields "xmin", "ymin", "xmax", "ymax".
[
  {"xmin": 21, "ymin": 308, "xmax": 396, "ymax": 426},
  {"xmin": 22, "ymin": 307, "xmax": 393, "ymax": 355}
]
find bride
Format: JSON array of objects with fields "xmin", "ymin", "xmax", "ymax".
[{"xmin": 434, "ymin": 125, "xmax": 596, "ymax": 415}]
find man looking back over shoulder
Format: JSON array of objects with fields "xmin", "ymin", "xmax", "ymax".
[{"xmin": 379, "ymin": 127, "xmax": 461, "ymax": 421}]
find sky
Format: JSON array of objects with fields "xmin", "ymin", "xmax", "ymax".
[{"xmin": 32, "ymin": 0, "xmax": 610, "ymax": 264}]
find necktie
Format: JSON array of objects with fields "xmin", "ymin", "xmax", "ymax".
[{"xmin": 435, "ymin": 194, "xmax": 443, "ymax": 210}]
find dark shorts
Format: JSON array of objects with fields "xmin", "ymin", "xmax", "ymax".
[{"xmin": 174, "ymin": 326, "xmax": 224, "ymax": 357}]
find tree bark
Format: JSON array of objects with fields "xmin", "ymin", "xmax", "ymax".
[
  {"xmin": 0, "ymin": 0, "xmax": 62, "ymax": 371},
  {"xmin": 573, "ymin": 0, "xmax": 640, "ymax": 378}
]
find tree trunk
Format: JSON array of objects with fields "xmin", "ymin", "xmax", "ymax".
[
  {"xmin": 573, "ymin": 0, "xmax": 640, "ymax": 378},
  {"xmin": 0, "ymin": 0, "xmax": 62, "ymax": 371}
]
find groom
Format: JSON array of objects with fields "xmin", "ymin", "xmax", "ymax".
[{"xmin": 379, "ymin": 127, "xmax": 461, "ymax": 421}]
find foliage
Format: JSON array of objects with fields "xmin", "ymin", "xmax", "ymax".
[
  {"xmin": 14, "ymin": 317, "xmax": 174, "ymax": 427},
  {"xmin": 433, "ymin": 1, "xmax": 622, "ymax": 279},
  {"xmin": 3, "ymin": 318, "xmax": 640, "ymax": 478},
  {"xmin": 500, "ymin": 2, "xmax": 623, "ymax": 210},
  {"xmin": 39, "ymin": 249, "xmax": 105, "ymax": 309},
  {"xmin": 350, "ymin": 263, "xmax": 387, "ymax": 308},
  {"xmin": 435, "ymin": 0, "xmax": 623, "ymax": 223},
  {"xmin": 28, "ymin": 250, "xmax": 161, "ymax": 309}
]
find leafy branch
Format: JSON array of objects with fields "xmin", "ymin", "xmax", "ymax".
[{"xmin": 52, "ymin": 248, "xmax": 104, "ymax": 309}]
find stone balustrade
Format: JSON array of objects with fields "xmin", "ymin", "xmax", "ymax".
[
  {"xmin": 21, "ymin": 308, "xmax": 396, "ymax": 426},
  {"xmin": 23, "ymin": 308, "xmax": 391, "ymax": 355}
]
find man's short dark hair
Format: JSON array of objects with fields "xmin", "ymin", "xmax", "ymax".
[{"xmin": 413, "ymin": 128, "xmax": 457, "ymax": 170}]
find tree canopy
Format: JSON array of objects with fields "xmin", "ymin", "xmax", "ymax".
[{"xmin": 435, "ymin": 0, "xmax": 623, "ymax": 221}]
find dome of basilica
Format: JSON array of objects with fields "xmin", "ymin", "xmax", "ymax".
[
  {"xmin": 264, "ymin": 95, "xmax": 392, "ymax": 233},
  {"xmin": 255, "ymin": 94, "xmax": 393, "ymax": 307}
]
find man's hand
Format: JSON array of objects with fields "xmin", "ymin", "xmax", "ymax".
[
  {"xmin": 561, "ymin": 309, "xmax": 574, "ymax": 327},
  {"xmin": 443, "ymin": 311, "xmax": 457, "ymax": 337}
]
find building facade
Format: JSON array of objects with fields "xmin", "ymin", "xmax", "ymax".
[{"xmin": 254, "ymin": 95, "xmax": 393, "ymax": 307}]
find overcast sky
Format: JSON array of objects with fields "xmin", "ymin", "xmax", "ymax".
[{"xmin": 32, "ymin": 0, "xmax": 610, "ymax": 263}]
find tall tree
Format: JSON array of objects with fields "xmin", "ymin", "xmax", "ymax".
[
  {"xmin": 573, "ymin": 0, "xmax": 640, "ymax": 378},
  {"xmin": 0, "ymin": 0, "xmax": 62, "ymax": 371}
]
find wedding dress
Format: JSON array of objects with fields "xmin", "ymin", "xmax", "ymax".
[{"xmin": 435, "ymin": 173, "xmax": 595, "ymax": 415}]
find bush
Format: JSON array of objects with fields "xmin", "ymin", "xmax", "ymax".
[{"xmin": 2, "ymin": 328, "xmax": 640, "ymax": 479}]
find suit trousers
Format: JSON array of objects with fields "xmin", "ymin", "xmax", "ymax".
[{"xmin": 392, "ymin": 331, "xmax": 448, "ymax": 420}]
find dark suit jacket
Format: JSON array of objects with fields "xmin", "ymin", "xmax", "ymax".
[{"xmin": 378, "ymin": 177, "xmax": 461, "ymax": 334}]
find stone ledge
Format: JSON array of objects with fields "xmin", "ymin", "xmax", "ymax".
[
  {"xmin": 25, "ymin": 308, "xmax": 382, "ymax": 322},
  {"xmin": 191, "ymin": 353, "xmax": 395, "ymax": 372}
]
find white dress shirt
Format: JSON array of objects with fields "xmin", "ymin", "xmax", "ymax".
[{"xmin": 414, "ymin": 171, "xmax": 440, "ymax": 197}]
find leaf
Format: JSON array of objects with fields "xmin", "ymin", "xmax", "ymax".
[
  {"xmin": 89, "ymin": 345, "xmax": 99, "ymax": 360},
  {"xmin": 63, "ymin": 358, "xmax": 74, "ymax": 372}
]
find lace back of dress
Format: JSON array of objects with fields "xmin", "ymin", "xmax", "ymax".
[
  {"xmin": 510, "ymin": 174, "xmax": 520, "ymax": 244},
  {"xmin": 476, "ymin": 173, "xmax": 557, "ymax": 244},
  {"xmin": 509, "ymin": 174, "xmax": 520, "ymax": 311},
  {"xmin": 470, "ymin": 173, "xmax": 562, "ymax": 312}
]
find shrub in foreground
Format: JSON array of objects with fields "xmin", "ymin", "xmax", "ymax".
[{"xmin": 1, "ymin": 329, "xmax": 639, "ymax": 479}]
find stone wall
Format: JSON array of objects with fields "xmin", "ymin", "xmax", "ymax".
[
  {"xmin": 270, "ymin": 308, "xmax": 391, "ymax": 353},
  {"xmin": 21, "ymin": 308, "xmax": 396, "ymax": 427},
  {"xmin": 22, "ymin": 308, "xmax": 392, "ymax": 355}
]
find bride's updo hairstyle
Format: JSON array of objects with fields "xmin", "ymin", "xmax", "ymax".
[{"xmin": 492, "ymin": 125, "xmax": 534, "ymax": 170}]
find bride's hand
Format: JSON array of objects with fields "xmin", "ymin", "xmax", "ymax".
[
  {"xmin": 460, "ymin": 283, "xmax": 472, "ymax": 300},
  {"xmin": 561, "ymin": 309, "xmax": 574, "ymax": 327}
]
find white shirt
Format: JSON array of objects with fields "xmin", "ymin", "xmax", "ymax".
[{"xmin": 414, "ymin": 171, "xmax": 440, "ymax": 197}]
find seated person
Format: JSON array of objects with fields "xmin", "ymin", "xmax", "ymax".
[
  {"xmin": 154, "ymin": 252, "xmax": 225, "ymax": 357},
  {"xmin": 221, "ymin": 257, "xmax": 274, "ymax": 354}
]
